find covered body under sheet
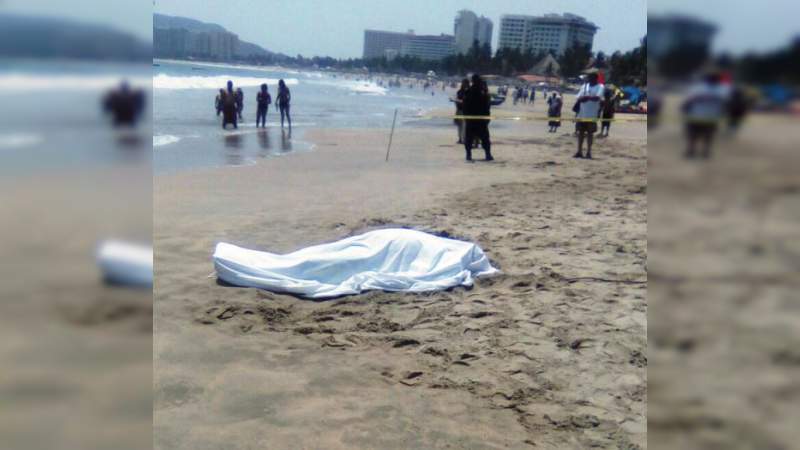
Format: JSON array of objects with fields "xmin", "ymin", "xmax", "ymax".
[{"xmin": 213, "ymin": 228, "xmax": 498, "ymax": 298}]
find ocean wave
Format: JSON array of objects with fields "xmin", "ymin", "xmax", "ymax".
[
  {"xmin": 306, "ymin": 78, "xmax": 387, "ymax": 96},
  {"xmin": 155, "ymin": 59, "xmax": 300, "ymax": 74},
  {"xmin": 351, "ymin": 83, "xmax": 388, "ymax": 96},
  {"xmin": 153, "ymin": 135, "xmax": 181, "ymax": 147},
  {"xmin": 0, "ymin": 74, "xmax": 150, "ymax": 92},
  {"xmin": 153, "ymin": 74, "xmax": 299, "ymax": 90},
  {"xmin": 0, "ymin": 132, "xmax": 43, "ymax": 149}
]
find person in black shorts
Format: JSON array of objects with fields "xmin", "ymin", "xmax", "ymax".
[
  {"xmin": 547, "ymin": 93, "xmax": 562, "ymax": 133},
  {"xmin": 256, "ymin": 84, "xmax": 272, "ymax": 128},
  {"xmin": 277, "ymin": 79, "xmax": 291, "ymax": 130},
  {"xmin": 574, "ymin": 72, "xmax": 604, "ymax": 159},
  {"xmin": 599, "ymin": 88, "xmax": 616, "ymax": 137}
]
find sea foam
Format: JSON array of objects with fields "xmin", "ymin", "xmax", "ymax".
[
  {"xmin": 153, "ymin": 135, "xmax": 181, "ymax": 147},
  {"xmin": 153, "ymin": 74, "xmax": 299, "ymax": 90},
  {"xmin": 0, "ymin": 74, "xmax": 150, "ymax": 92}
]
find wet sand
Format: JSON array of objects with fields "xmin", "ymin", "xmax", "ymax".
[{"xmin": 154, "ymin": 102, "xmax": 647, "ymax": 449}]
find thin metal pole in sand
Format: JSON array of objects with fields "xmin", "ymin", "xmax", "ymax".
[{"xmin": 385, "ymin": 108, "xmax": 398, "ymax": 162}]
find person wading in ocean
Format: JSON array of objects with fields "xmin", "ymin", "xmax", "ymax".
[
  {"xmin": 256, "ymin": 84, "xmax": 272, "ymax": 128},
  {"xmin": 220, "ymin": 80, "xmax": 238, "ymax": 129},
  {"xmin": 277, "ymin": 79, "xmax": 292, "ymax": 130}
]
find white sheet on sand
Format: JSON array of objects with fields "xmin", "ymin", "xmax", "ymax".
[
  {"xmin": 213, "ymin": 228, "xmax": 498, "ymax": 298},
  {"xmin": 96, "ymin": 240, "xmax": 153, "ymax": 287}
]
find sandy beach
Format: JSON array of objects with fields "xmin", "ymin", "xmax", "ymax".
[
  {"xmin": 0, "ymin": 164, "xmax": 152, "ymax": 450},
  {"xmin": 154, "ymin": 101, "xmax": 647, "ymax": 449},
  {"xmin": 647, "ymin": 110, "xmax": 800, "ymax": 449}
]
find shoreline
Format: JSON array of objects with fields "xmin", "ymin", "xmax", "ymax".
[{"xmin": 152, "ymin": 95, "xmax": 644, "ymax": 177}]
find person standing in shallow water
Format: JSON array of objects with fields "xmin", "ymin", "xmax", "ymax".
[
  {"xmin": 462, "ymin": 74, "xmax": 493, "ymax": 162},
  {"xmin": 256, "ymin": 84, "xmax": 272, "ymax": 128},
  {"xmin": 221, "ymin": 80, "xmax": 238, "ymax": 129},
  {"xmin": 215, "ymin": 89, "xmax": 225, "ymax": 116},
  {"xmin": 277, "ymin": 79, "xmax": 291, "ymax": 130},
  {"xmin": 235, "ymin": 88, "xmax": 244, "ymax": 120}
]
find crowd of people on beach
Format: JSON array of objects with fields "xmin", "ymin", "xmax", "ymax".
[
  {"xmin": 215, "ymin": 79, "xmax": 292, "ymax": 130},
  {"xmin": 204, "ymin": 69, "xmax": 666, "ymax": 164},
  {"xmin": 449, "ymin": 69, "xmax": 625, "ymax": 161},
  {"xmin": 512, "ymin": 85, "xmax": 537, "ymax": 105}
]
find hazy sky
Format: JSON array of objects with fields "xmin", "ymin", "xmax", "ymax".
[
  {"xmin": 650, "ymin": 0, "xmax": 799, "ymax": 54},
  {"xmin": 154, "ymin": 0, "xmax": 647, "ymax": 58},
  {"xmin": 4, "ymin": 1, "xmax": 795, "ymax": 57}
]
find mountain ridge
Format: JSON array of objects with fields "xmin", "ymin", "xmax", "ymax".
[{"xmin": 153, "ymin": 13, "xmax": 277, "ymax": 60}]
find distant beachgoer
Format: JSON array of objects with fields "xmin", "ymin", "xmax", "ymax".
[
  {"xmin": 235, "ymin": 88, "xmax": 244, "ymax": 119},
  {"xmin": 221, "ymin": 80, "xmax": 238, "ymax": 129},
  {"xmin": 102, "ymin": 80, "xmax": 145, "ymax": 127},
  {"xmin": 256, "ymin": 84, "xmax": 272, "ymax": 128},
  {"xmin": 277, "ymin": 79, "xmax": 292, "ymax": 130},
  {"xmin": 727, "ymin": 86, "xmax": 748, "ymax": 134},
  {"xmin": 599, "ymin": 88, "xmax": 616, "ymax": 137},
  {"xmin": 574, "ymin": 71, "xmax": 604, "ymax": 159},
  {"xmin": 215, "ymin": 89, "xmax": 225, "ymax": 116},
  {"xmin": 547, "ymin": 93, "xmax": 562, "ymax": 133},
  {"xmin": 529, "ymin": 87, "xmax": 536, "ymax": 104},
  {"xmin": 462, "ymin": 74, "xmax": 493, "ymax": 162},
  {"xmin": 682, "ymin": 72, "xmax": 730, "ymax": 158},
  {"xmin": 648, "ymin": 87, "xmax": 662, "ymax": 130},
  {"xmin": 572, "ymin": 97, "xmax": 580, "ymax": 136},
  {"xmin": 453, "ymin": 78, "xmax": 469, "ymax": 144}
]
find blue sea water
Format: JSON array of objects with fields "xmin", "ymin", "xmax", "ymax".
[
  {"xmin": 0, "ymin": 60, "xmax": 152, "ymax": 178},
  {"xmin": 153, "ymin": 59, "xmax": 453, "ymax": 174}
]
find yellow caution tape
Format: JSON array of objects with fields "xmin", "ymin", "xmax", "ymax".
[{"xmin": 419, "ymin": 114, "xmax": 648, "ymax": 123}]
